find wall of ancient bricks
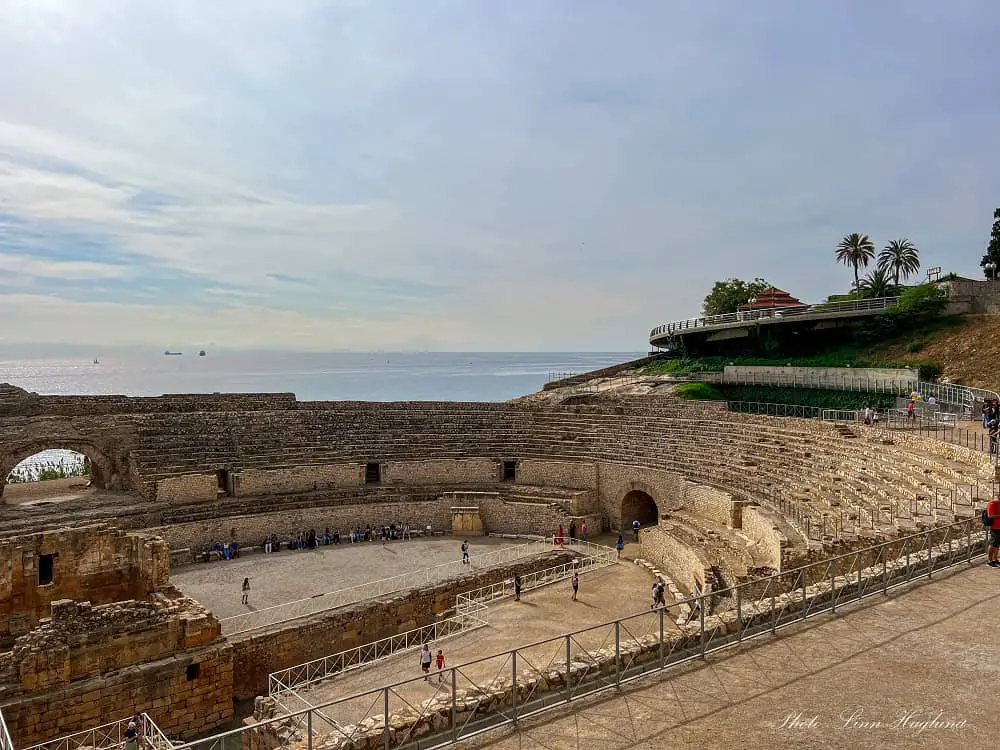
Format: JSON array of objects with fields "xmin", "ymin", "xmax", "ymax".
[
  {"xmin": 0, "ymin": 526, "xmax": 170, "ymax": 643},
  {"xmin": 0, "ymin": 595, "xmax": 232, "ymax": 746},
  {"xmin": 637, "ymin": 526, "xmax": 712, "ymax": 595},
  {"xmin": 682, "ymin": 482, "xmax": 736, "ymax": 527},
  {"xmin": 231, "ymin": 550, "xmax": 577, "ymax": 699},
  {"xmin": 740, "ymin": 506, "xmax": 787, "ymax": 570}
]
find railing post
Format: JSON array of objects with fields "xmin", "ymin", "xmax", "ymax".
[
  {"xmin": 382, "ymin": 688, "xmax": 390, "ymax": 750},
  {"xmin": 770, "ymin": 576, "xmax": 776, "ymax": 633},
  {"xmin": 856, "ymin": 551, "xmax": 863, "ymax": 599},
  {"xmin": 451, "ymin": 668, "xmax": 458, "ymax": 740},
  {"xmin": 736, "ymin": 585, "xmax": 742, "ymax": 642},
  {"xmin": 615, "ymin": 620, "xmax": 621, "ymax": 687},
  {"xmin": 927, "ymin": 530, "xmax": 933, "ymax": 579},
  {"xmin": 699, "ymin": 593, "xmax": 706, "ymax": 658},
  {"xmin": 968, "ymin": 520, "xmax": 973, "ymax": 564},
  {"xmin": 831, "ymin": 557, "xmax": 837, "ymax": 613},
  {"xmin": 565, "ymin": 635, "xmax": 572, "ymax": 701},
  {"xmin": 511, "ymin": 650, "xmax": 518, "ymax": 723},
  {"xmin": 659, "ymin": 607, "xmax": 665, "ymax": 668},
  {"xmin": 882, "ymin": 545, "xmax": 888, "ymax": 594},
  {"xmin": 800, "ymin": 570, "xmax": 807, "ymax": 618}
]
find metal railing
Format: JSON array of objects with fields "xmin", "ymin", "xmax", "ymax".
[
  {"xmin": 0, "ymin": 707, "xmax": 13, "ymax": 750},
  {"xmin": 455, "ymin": 540, "xmax": 618, "ymax": 610},
  {"xmin": 650, "ymin": 296, "xmax": 900, "ymax": 338},
  {"xmin": 221, "ymin": 539, "xmax": 557, "ymax": 636},
  {"xmin": 171, "ymin": 518, "xmax": 986, "ymax": 750},
  {"xmin": 23, "ymin": 714, "xmax": 172, "ymax": 750},
  {"xmin": 267, "ymin": 540, "xmax": 617, "ymax": 702},
  {"xmin": 726, "ymin": 401, "xmax": 826, "ymax": 419},
  {"xmin": 268, "ymin": 602, "xmax": 490, "ymax": 703},
  {"xmin": 884, "ymin": 409, "xmax": 998, "ymax": 457}
]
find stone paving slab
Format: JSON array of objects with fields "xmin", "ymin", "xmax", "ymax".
[{"xmin": 462, "ymin": 562, "xmax": 998, "ymax": 750}]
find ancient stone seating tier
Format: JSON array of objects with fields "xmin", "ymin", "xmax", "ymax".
[{"xmin": 1, "ymin": 392, "xmax": 992, "ymax": 553}]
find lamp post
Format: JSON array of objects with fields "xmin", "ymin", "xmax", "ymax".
[{"xmin": 987, "ymin": 262, "xmax": 997, "ymax": 282}]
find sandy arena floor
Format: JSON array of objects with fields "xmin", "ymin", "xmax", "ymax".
[{"xmin": 171, "ymin": 535, "xmax": 555, "ymax": 620}]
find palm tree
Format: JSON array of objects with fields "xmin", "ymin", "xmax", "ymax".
[
  {"xmin": 859, "ymin": 266, "xmax": 894, "ymax": 299},
  {"xmin": 877, "ymin": 238, "xmax": 920, "ymax": 287},
  {"xmin": 836, "ymin": 233, "xmax": 876, "ymax": 292}
]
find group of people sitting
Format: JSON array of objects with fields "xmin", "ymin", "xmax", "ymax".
[{"xmin": 202, "ymin": 522, "xmax": 420, "ymax": 561}]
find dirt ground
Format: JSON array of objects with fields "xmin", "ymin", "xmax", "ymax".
[{"xmin": 1, "ymin": 477, "xmax": 94, "ymax": 505}]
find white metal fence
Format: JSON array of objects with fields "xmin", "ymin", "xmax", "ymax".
[
  {"xmin": 221, "ymin": 539, "xmax": 556, "ymax": 636},
  {"xmin": 22, "ymin": 714, "xmax": 172, "ymax": 750},
  {"xmin": 0, "ymin": 707, "xmax": 13, "ymax": 750},
  {"xmin": 268, "ymin": 602, "xmax": 489, "ymax": 705},
  {"xmin": 455, "ymin": 540, "xmax": 618, "ymax": 611}
]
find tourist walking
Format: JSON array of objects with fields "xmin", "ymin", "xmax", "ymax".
[
  {"xmin": 571, "ymin": 572, "xmax": 579, "ymax": 601},
  {"xmin": 241, "ymin": 577, "xmax": 250, "ymax": 605},
  {"xmin": 555, "ymin": 525, "xmax": 564, "ymax": 545},
  {"xmin": 513, "ymin": 573, "xmax": 522, "ymax": 601},
  {"xmin": 987, "ymin": 496, "xmax": 1000, "ymax": 567},
  {"xmin": 653, "ymin": 581, "xmax": 666, "ymax": 609},
  {"xmin": 123, "ymin": 721, "xmax": 138, "ymax": 750},
  {"xmin": 580, "ymin": 520, "xmax": 588, "ymax": 542},
  {"xmin": 632, "ymin": 519, "xmax": 640, "ymax": 543},
  {"xmin": 461, "ymin": 540, "xmax": 470, "ymax": 564},
  {"xmin": 907, "ymin": 401, "xmax": 916, "ymax": 422},
  {"xmin": 420, "ymin": 644, "xmax": 433, "ymax": 680},
  {"xmin": 615, "ymin": 535, "xmax": 624, "ymax": 560},
  {"xmin": 569, "ymin": 521, "xmax": 576, "ymax": 541},
  {"xmin": 435, "ymin": 649, "xmax": 446, "ymax": 683}
]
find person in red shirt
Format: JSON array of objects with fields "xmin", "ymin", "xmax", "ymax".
[
  {"xmin": 435, "ymin": 649, "xmax": 446, "ymax": 683},
  {"xmin": 987, "ymin": 497, "xmax": 1000, "ymax": 567}
]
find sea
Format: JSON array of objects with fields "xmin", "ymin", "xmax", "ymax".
[{"xmin": 2, "ymin": 351, "xmax": 641, "ymax": 471}]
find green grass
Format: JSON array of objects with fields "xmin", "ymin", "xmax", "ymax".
[
  {"xmin": 703, "ymin": 385, "xmax": 897, "ymax": 411},
  {"xmin": 673, "ymin": 382, "xmax": 724, "ymax": 400}
]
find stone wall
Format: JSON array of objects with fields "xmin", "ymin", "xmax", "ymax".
[
  {"xmin": 0, "ymin": 526, "xmax": 169, "ymax": 642},
  {"xmin": 682, "ymin": 482, "xmax": 737, "ymax": 527},
  {"xmin": 938, "ymin": 279, "xmax": 1000, "ymax": 314},
  {"xmin": 739, "ymin": 506, "xmax": 786, "ymax": 571},
  {"xmin": 0, "ymin": 594, "xmax": 232, "ymax": 745},
  {"xmin": 156, "ymin": 474, "xmax": 219, "ymax": 503},
  {"xmin": 541, "ymin": 355, "xmax": 663, "ymax": 390},
  {"xmin": 596, "ymin": 464, "xmax": 683, "ymax": 529},
  {"xmin": 231, "ymin": 550, "xmax": 577, "ymax": 699},
  {"xmin": 721, "ymin": 365, "xmax": 917, "ymax": 389},
  {"xmin": 638, "ymin": 526, "xmax": 712, "ymax": 595}
]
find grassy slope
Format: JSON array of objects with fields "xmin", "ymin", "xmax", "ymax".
[{"xmin": 863, "ymin": 315, "xmax": 1000, "ymax": 390}]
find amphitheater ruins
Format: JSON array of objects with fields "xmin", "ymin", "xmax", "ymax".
[{"xmin": 0, "ymin": 373, "xmax": 997, "ymax": 750}]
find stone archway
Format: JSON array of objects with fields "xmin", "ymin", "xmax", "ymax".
[
  {"xmin": 621, "ymin": 489, "xmax": 659, "ymax": 527},
  {"xmin": 0, "ymin": 441, "xmax": 116, "ymax": 501}
]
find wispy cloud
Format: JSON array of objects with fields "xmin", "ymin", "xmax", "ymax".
[{"xmin": 0, "ymin": 0, "xmax": 998, "ymax": 350}]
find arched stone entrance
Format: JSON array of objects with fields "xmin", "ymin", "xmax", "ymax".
[
  {"xmin": 0, "ymin": 441, "xmax": 116, "ymax": 500},
  {"xmin": 621, "ymin": 489, "xmax": 659, "ymax": 527}
]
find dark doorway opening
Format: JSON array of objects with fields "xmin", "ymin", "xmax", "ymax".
[
  {"xmin": 38, "ymin": 553, "xmax": 54, "ymax": 586},
  {"xmin": 186, "ymin": 663, "xmax": 201, "ymax": 681},
  {"xmin": 216, "ymin": 469, "xmax": 231, "ymax": 496},
  {"xmin": 621, "ymin": 490, "xmax": 659, "ymax": 527},
  {"xmin": 501, "ymin": 460, "xmax": 517, "ymax": 482},
  {"xmin": 365, "ymin": 462, "xmax": 381, "ymax": 484}
]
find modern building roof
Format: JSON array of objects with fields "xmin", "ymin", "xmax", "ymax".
[{"xmin": 738, "ymin": 287, "xmax": 806, "ymax": 310}]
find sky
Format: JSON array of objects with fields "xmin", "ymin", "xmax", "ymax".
[{"xmin": 1, "ymin": 0, "xmax": 999, "ymax": 353}]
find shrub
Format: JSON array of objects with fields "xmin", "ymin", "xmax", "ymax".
[
  {"xmin": 905, "ymin": 340, "xmax": 926, "ymax": 353},
  {"xmin": 674, "ymin": 382, "xmax": 724, "ymax": 400}
]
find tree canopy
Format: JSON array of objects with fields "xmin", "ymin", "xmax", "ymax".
[
  {"xmin": 835, "ymin": 233, "xmax": 875, "ymax": 290},
  {"xmin": 981, "ymin": 207, "xmax": 1000, "ymax": 277},
  {"xmin": 877, "ymin": 238, "xmax": 920, "ymax": 287},
  {"xmin": 702, "ymin": 277, "xmax": 771, "ymax": 316}
]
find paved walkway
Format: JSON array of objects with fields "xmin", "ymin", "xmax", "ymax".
[
  {"xmin": 464, "ymin": 561, "xmax": 998, "ymax": 750},
  {"xmin": 299, "ymin": 560, "xmax": 659, "ymax": 715}
]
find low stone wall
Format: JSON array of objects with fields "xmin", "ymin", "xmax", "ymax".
[
  {"xmin": 683, "ymin": 482, "xmax": 736, "ymax": 527},
  {"xmin": 230, "ymin": 550, "xmax": 578, "ymax": 700},
  {"xmin": 721, "ymin": 365, "xmax": 917, "ymax": 389},
  {"xmin": 740, "ymin": 505, "xmax": 787, "ymax": 571},
  {"xmin": 638, "ymin": 526, "xmax": 712, "ymax": 595}
]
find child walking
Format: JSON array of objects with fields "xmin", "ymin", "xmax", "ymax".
[
  {"xmin": 435, "ymin": 649, "xmax": 446, "ymax": 683},
  {"xmin": 241, "ymin": 577, "xmax": 250, "ymax": 605}
]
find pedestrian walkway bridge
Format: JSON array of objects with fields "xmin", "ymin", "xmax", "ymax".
[{"xmin": 649, "ymin": 296, "xmax": 899, "ymax": 347}]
